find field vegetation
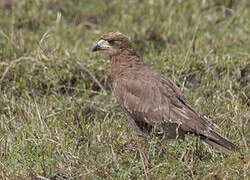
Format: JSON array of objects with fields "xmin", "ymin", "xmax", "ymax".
[{"xmin": 0, "ymin": 0, "xmax": 249, "ymax": 179}]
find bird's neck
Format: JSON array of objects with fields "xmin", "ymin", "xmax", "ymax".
[{"xmin": 109, "ymin": 51, "xmax": 144, "ymax": 80}]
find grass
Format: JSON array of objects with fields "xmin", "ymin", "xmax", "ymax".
[{"xmin": 0, "ymin": 0, "xmax": 249, "ymax": 179}]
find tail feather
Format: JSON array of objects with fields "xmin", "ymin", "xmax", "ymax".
[{"xmin": 203, "ymin": 131, "xmax": 237, "ymax": 155}]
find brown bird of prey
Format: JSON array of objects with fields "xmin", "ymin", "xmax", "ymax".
[{"xmin": 92, "ymin": 32, "xmax": 236, "ymax": 155}]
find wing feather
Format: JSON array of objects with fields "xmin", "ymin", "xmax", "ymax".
[{"xmin": 113, "ymin": 68, "xmax": 212, "ymax": 138}]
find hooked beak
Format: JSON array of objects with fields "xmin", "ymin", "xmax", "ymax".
[
  {"xmin": 92, "ymin": 44, "xmax": 100, "ymax": 52},
  {"xmin": 92, "ymin": 39, "xmax": 110, "ymax": 52}
]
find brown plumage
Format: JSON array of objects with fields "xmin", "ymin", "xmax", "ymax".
[{"xmin": 92, "ymin": 32, "xmax": 236, "ymax": 155}]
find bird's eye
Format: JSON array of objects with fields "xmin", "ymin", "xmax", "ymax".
[{"xmin": 107, "ymin": 39, "xmax": 114, "ymax": 44}]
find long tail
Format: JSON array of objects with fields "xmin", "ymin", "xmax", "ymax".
[{"xmin": 202, "ymin": 131, "xmax": 237, "ymax": 156}]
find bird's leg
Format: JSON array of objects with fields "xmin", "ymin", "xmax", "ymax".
[{"xmin": 175, "ymin": 123, "xmax": 182, "ymax": 140}]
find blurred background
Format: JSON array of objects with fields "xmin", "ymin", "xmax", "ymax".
[{"xmin": 0, "ymin": 0, "xmax": 249, "ymax": 179}]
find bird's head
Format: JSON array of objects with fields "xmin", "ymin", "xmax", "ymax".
[{"xmin": 92, "ymin": 32, "xmax": 135, "ymax": 56}]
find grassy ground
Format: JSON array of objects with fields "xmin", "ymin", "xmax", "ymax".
[{"xmin": 0, "ymin": 0, "xmax": 249, "ymax": 179}]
